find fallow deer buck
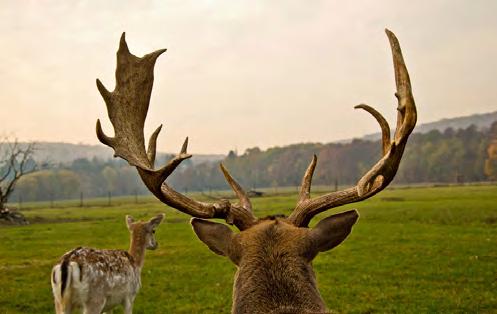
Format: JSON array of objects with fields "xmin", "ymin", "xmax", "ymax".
[
  {"xmin": 51, "ymin": 214, "xmax": 164, "ymax": 314},
  {"xmin": 96, "ymin": 29, "xmax": 416, "ymax": 313}
]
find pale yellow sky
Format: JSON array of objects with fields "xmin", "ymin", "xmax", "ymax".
[{"xmin": 1, "ymin": 0, "xmax": 496, "ymax": 154}]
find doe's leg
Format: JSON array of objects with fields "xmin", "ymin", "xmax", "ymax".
[
  {"xmin": 83, "ymin": 298, "xmax": 106, "ymax": 314},
  {"xmin": 64, "ymin": 304, "xmax": 73, "ymax": 314},
  {"xmin": 54, "ymin": 300, "xmax": 63, "ymax": 314},
  {"xmin": 123, "ymin": 298, "xmax": 133, "ymax": 314},
  {"xmin": 54, "ymin": 300, "xmax": 73, "ymax": 314}
]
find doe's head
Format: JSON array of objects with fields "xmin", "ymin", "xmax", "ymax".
[{"xmin": 126, "ymin": 213, "xmax": 165, "ymax": 250}]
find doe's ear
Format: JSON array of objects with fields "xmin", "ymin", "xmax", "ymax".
[
  {"xmin": 126, "ymin": 215, "xmax": 135, "ymax": 230},
  {"xmin": 191, "ymin": 218, "xmax": 234, "ymax": 257},
  {"xmin": 309, "ymin": 210, "xmax": 359, "ymax": 254},
  {"xmin": 148, "ymin": 213, "xmax": 165, "ymax": 229}
]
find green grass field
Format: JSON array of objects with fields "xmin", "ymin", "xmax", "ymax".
[{"xmin": 1, "ymin": 185, "xmax": 496, "ymax": 313}]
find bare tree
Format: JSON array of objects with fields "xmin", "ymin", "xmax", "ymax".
[{"xmin": 0, "ymin": 137, "xmax": 37, "ymax": 223}]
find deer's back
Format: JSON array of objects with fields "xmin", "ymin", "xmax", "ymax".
[{"xmin": 58, "ymin": 247, "xmax": 140, "ymax": 309}]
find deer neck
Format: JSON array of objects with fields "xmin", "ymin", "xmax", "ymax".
[
  {"xmin": 128, "ymin": 231, "xmax": 147, "ymax": 269},
  {"xmin": 231, "ymin": 259, "xmax": 327, "ymax": 314}
]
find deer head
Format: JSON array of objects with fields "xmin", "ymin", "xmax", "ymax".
[
  {"xmin": 126, "ymin": 214, "xmax": 164, "ymax": 251},
  {"xmin": 96, "ymin": 29, "xmax": 416, "ymax": 313}
]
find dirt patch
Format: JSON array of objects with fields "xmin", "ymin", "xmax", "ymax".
[{"xmin": 484, "ymin": 217, "xmax": 497, "ymax": 225}]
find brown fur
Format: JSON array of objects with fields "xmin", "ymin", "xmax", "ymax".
[
  {"xmin": 233, "ymin": 220, "xmax": 325, "ymax": 313},
  {"xmin": 127, "ymin": 219, "xmax": 156, "ymax": 268},
  {"xmin": 191, "ymin": 210, "xmax": 359, "ymax": 313}
]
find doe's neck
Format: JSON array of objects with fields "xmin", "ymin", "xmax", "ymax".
[{"xmin": 128, "ymin": 231, "xmax": 147, "ymax": 269}]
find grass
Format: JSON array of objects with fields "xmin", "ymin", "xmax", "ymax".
[{"xmin": 0, "ymin": 185, "xmax": 496, "ymax": 313}]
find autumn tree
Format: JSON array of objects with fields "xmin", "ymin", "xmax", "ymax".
[{"xmin": 484, "ymin": 121, "xmax": 497, "ymax": 180}]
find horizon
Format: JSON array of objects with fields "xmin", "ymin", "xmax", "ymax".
[
  {"xmin": 3, "ymin": 108, "xmax": 496, "ymax": 156},
  {"xmin": 1, "ymin": 1, "xmax": 497, "ymax": 154}
]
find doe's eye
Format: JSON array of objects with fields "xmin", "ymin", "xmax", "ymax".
[{"xmin": 152, "ymin": 230, "xmax": 155, "ymax": 234}]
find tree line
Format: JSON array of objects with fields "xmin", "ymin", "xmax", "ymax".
[{"xmin": 8, "ymin": 123, "xmax": 496, "ymax": 203}]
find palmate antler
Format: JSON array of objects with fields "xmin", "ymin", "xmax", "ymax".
[
  {"xmin": 96, "ymin": 29, "xmax": 416, "ymax": 230},
  {"xmin": 96, "ymin": 33, "xmax": 257, "ymax": 230}
]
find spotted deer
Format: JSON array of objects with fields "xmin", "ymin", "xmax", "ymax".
[
  {"xmin": 51, "ymin": 214, "xmax": 164, "ymax": 314},
  {"xmin": 96, "ymin": 29, "xmax": 416, "ymax": 313}
]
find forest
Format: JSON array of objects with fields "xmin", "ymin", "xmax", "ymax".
[{"xmin": 8, "ymin": 122, "xmax": 497, "ymax": 203}]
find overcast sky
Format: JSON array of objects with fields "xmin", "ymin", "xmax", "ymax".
[{"xmin": 1, "ymin": 0, "xmax": 496, "ymax": 154}]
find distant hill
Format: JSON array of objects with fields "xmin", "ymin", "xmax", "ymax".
[
  {"xmin": 361, "ymin": 110, "xmax": 497, "ymax": 141},
  {"xmin": 0, "ymin": 142, "xmax": 224, "ymax": 166},
  {"xmin": 32, "ymin": 142, "xmax": 110, "ymax": 164},
  {"xmin": 4, "ymin": 111, "xmax": 496, "ymax": 165}
]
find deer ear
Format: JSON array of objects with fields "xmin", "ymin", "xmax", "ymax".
[
  {"xmin": 148, "ymin": 213, "xmax": 165, "ymax": 229},
  {"xmin": 309, "ymin": 210, "xmax": 359, "ymax": 255},
  {"xmin": 126, "ymin": 215, "xmax": 135, "ymax": 230},
  {"xmin": 191, "ymin": 218, "xmax": 240, "ymax": 263}
]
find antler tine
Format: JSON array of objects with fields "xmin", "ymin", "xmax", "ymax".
[
  {"xmin": 141, "ymin": 137, "xmax": 193, "ymax": 195},
  {"xmin": 147, "ymin": 125, "xmax": 163, "ymax": 167},
  {"xmin": 298, "ymin": 155, "xmax": 317, "ymax": 206},
  {"xmin": 385, "ymin": 28, "xmax": 417, "ymax": 144},
  {"xmin": 96, "ymin": 33, "xmax": 257, "ymax": 230},
  {"xmin": 219, "ymin": 164, "xmax": 257, "ymax": 228},
  {"xmin": 220, "ymin": 163, "xmax": 253, "ymax": 211},
  {"xmin": 354, "ymin": 104, "xmax": 391, "ymax": 155},
  {"xmin": 287, "ymin": 29, "xmax": 417, "ymax": 227}
]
